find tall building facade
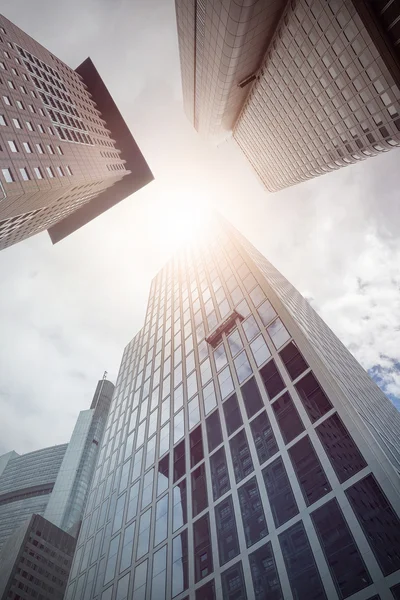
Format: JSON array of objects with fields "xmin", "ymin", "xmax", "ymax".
[
  {"xmin": 0, "ymin": 14, "xmax": 153, "ymax": 250},
  {"xmin": 0, "ymin": 378, "xmax": 114, "ymax": 551},
  {"xmin": 66, "ymin": 217, "xmax": 400, "ymax": 600},
  {"xmin": 175, "ymin": 0, "xmax": 400, "ymax": 191}
]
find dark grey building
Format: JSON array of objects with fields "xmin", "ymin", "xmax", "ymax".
[
  {"xmin": 65, "ymin": 217, "xmax": 400, "ymax": 599},
  {"xmin": 175, "ymin": 0, "xmax": 400, "ymax": 191}
]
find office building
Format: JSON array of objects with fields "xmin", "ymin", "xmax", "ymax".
[
  {"xmin": 0, "ymin": 14, "xmax": 153, "ymax": 250},
  {"xmin": 65, "ymin": 216, "xmax": 400, "ymax": 600},
  {"xmin": 175, "ymin": 0, "xmax": 400, "ymax": 191},
  {"xmin": 0, "ymin": 377, "xmax": 114, "ymax": 551}
]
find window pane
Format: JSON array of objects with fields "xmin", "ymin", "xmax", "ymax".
[
  {"xmin": 257, "ymin": 299, "xmax": 277, "ymax": 325},
  {"xmin": 279, "ymin": 341, "xmax": 308, "ymax": 380},
  {"xmin": 210, "ymin": 447, "xmax": 230, "ymax": 500},
  {"xmin": 192, "ymin": 463, "xmax": 208, "ymax": 517},
  {"xmin": 242, "ymin": 315, "xmax": 260, "ymax": 341},
  {"xmin": 172, "ymin": 530, "xmax": 188, "ymax": 597},
  {"xmin": 214, "ymin": 344, "xmax": 227, "ymax": 371},
  {"xmin": 289, "ymin": 436, "xmax": 331, "ymax": 506},
  {"xmin": 206, "ymin": 409, "xmax": 223, "ymax": 452},
  {"xmin": 195, "ymin": 580, "xmax": 215, "ymax": 600},
  {"xmin": 241, "ymin": 377, "xmax": 264, "ymax": 418},
  {"xmin": 316, "ymin": 413, "xmax": 367, "ymax": 483},
  {"xmin": 238, "ymin": 477, "xmax": 268, "ymax": 548},
  {"xmin": 234, "ymin": 350, "xmax": 252, "ymax": 383},
  {"xmin": 173, "ymin": 440, "xmax": 185, "ymax": 483},
  {"xmin": 346, "ymin": 474, "xmax": 400, "ymax": 576},
  {"xmin": 260, "ymin": 359, "xmax": 285, "ymax": 400},
  {"xmin": 194, "ymin": 514, "xmax": 213, "ymax": 582},
  {"xmin": 151, "ymin": 546, "xmax": 167, "ymax": 600},
  {"xmin": 230, "ymin": 429, "xmax": 254, "ymax": 483},
  {"xmin": 250, "ymin": 334, "xmax": 271, "ymax": 366},
  {"xmin": 157, "ymin": 454, "xmax": 169, "ymax": 496},
  {"xmin": 190, "ymin": 425, "xmax": 204, "ymax": 468},
  {"xmin": 188, "ymin": 395, "xmax": 200, "ymax": 429},
  {"xmin": 267, "ymin": 318, "xmax": 290, "ymax": 349},
  {"xmin": 104, "ymin": 534, "xmax": 120, "ymax": 584},
  {"xmin": 154, "ymin": 495, "xmax": 168, "ymax": 546},
  {"xmin": 203, "ymin": 380, "xmax": 217, "ymax": 414},
  {"xmin": 119, "ymin": 522, "xmax": 135, "ymax": 573},
  {"xmin": 218, "ymin": 366, "xmax": 234, "ymax": 399},
  {"xmin": 221, "ymin": 561, "xmax": 247, "ymax": 600},
  {"xmin": 141, "ymin": 468, "xmax": 154, "ymax": 509},
  {"xmin": 228, "ymin": 329, "xmax": 243, "ymax": 356},
  {"xmin": 223, "ymin": 393, "xmax": 243, "ymax": 435},
  {"xmin": 262, "ymin": 457, "xmax": 298, "ymax": 527},
  {"xmin": 134, "ymin": 559, "xmax": 148, "ymax": 600},
  {"xmin": 249, "ymin": 541, "xmax": 283, "ymax": 600},
  {"xmin": 272, "ymin": 392, "xmax": 304, "ymax": 443},
  {"xmin": 215, "ymin": 495, "xmax": 240, "ymax": 566},
  {"xmin": 279, "ymin": 521, "xmax": 327, "ymax": 600},
  {"xmin": 295, "ymin": 372, "xmax": 332, "ymax": 422},
  {"xmin": 137, "ymin": 509, "xmax": 151, "ymax": 559},
  {"xmin": 250, "ymin": 410, "xmax": 278, "ymax": 465},
  {"xmin": 112, "ymin": 493, "xmax": 126, "ymax": 534},
  {"xmin": 173, "ymin": 479, "xmax": 187, "ymax": 532},
  {"xmin": 311, "ymin": 499, "xmax": 371, "ymax": 598}
]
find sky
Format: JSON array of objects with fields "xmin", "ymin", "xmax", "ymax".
[{"xmin": 0, "ymin": 0, "xmax": 399, "ymax": 456}]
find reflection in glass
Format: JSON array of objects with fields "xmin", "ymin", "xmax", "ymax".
[
  {"xmin": 206, "ymin": 409, "xmax": 223, "ymax": 452},
  {"xmin": 241, "ymin": 376, "xmax": 263, "ymax": 418},
  {"xmin": 214, "ymin": 344, "xmax": 228, "ymax": 371},
  {"xmin": 230, "ymin": 429, "xmax": 254, "ymax": 483},
  {"xmin": 137, "ymin": 509, "xmax": 151, "ymax": 560},
  {"xmin": 172, "ymin": 530, "xmax": 188, "ymax": 597},
  {"xmin": 249, "ymin": 541, "xmax": 283, "ymax": 600},
  {"xmin": 192, "ymin": 463, "xmax": 208, "ymax": 517},
  {"xmin": 159, "ymin": 422, "xmax": 170, "ymax": 457},
  {"xmin": 151, "ymin": 545, "xmax": 167, "ymax": 600},
  {"xmin": 194, "ymin": 514, "xmax": 213, "ymax": 582},
  {"xmin": 272, "ymin": 392, "xmax": 304, "ymax": 444},
  {"xmin": 215, "ymin": 495, "xmax": 240, "ymax": 565},
  {"xmin": 141, "ymin": 468, "xmax": 154, "ymax": 509},
  {"xmin": 221, "ymin": 561, "xmax": 247, "ymax": 600},
  {"xmin": 218, "ymin": 366, "xmax": 234, "ymax": 400},
  {"xmin": 173, "ymin": 440, "xmax": 185, "ymax": 483},
  {"xmin": 234, "ymin": 350, "xmax": 252, "ymax": 383},
  {"xmin": 104, "ymin": 533, "xmax": 120, "ymax": 584},
  {"xmin": 116, "ymin": 572, "xmax": 130, "ymax": 600},
  {"xmin": 157, "ymin": 453, "xmax": 169, "ymax": 496},
  {"xmin": 223, "ymin": 393, "xmax": 243, "ymax": 435},
  {"xmin": 262, "ymin": 457, "xmax": 298, "ymax": 527},
  {"xmin": 173, "ymin": 479, "xmax": 187, "ymax": 532},
  {"xmin": 250, "ymin": 410, "xmax": 278, "ymax": 465},
  {"xmin": 210, "ymin": 447, "xmax": 230, "ymax": 501},
  {"xmin": 203, "ymin": 380, "xmax": 217, "ymax": 414},
  {"xmin": 190, "ymin": 425, "xmax": 204, "ymax": 467},
  {"xmin": 174, "ymin": 409, "xmax": 185, "ymax": 443},
  {"xmin": 289, "ymin": 436, "xmax": 331, "ymax": 506},
  {"xmin": 188, "ymin": 395, "xmax": 200, "ymax": 429},
  {"xmin": 154, "ymin": 494, "xmax": 168, "ymax": 546},
  {"xmin": 119, "ymin": 522, "xmax": 135, "ymax": 573},
  {"xmin": 238, "ymin": 477, "xmax": 268, "ymax": 547},
  {"xmin": 133, "ymin": 558, "xmax": 148, "ymax": 600}
]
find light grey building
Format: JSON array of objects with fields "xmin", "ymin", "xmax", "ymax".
[
  {"xmin": 65, "ymin": 216, "xmax": 400, "ymax": 600},
  {"xmin": 175, "ymin": 0, "xmax": 400, "ymax": 191}
]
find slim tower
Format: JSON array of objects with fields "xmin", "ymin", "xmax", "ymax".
[{"xmin": 66, "ymin": 217, "xmax": 400, "ymax": 600}]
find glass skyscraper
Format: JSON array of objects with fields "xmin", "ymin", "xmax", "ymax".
[{"xmin": 66, "ymin": 217, "xmax": 400, "ymax": 600}]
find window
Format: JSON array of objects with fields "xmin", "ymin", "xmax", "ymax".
[
  {"xmin": 173, "ymin": 440, "xmax": 185, "ymax": 483},
  {"xmin": 279, "ymin": 341, "xmax": 308, "ymax": 380},
  {"xmin": 192, "ymin": 463, "xmax": 208, "ymax": 516},
  {"xmin": 0, "ymin": 114, "xmax": 6, "ymax": 126},
  {"xmin": 218, "ymin": 366, "xmax": 234, "ymax": 399},
  {"xmin": 47, "ymin": 144, "xmax": 54, "ymax": 154},
  {"xmin": 3, "ymin": 95, "xmax": 11, "ymax": 105},
  {"xmin": 223, "ymin": 393, "xmax": 243, "ymax": 435},
  {"xmin": 215, "ymin": 496, "xmax": 240, "ymax": 565},
  {"xmin": 295, "ymin": 372, "xmax": 332, "ymax": 422},
  {"xmin": 242, "ymin": 315, "xmax": 260, "ymax": 341},
  {"xmin": 19, "ymin": 167, "xmax": 30, "ymax": 181},
  {"xmin": 2, "ymin": 168, "xmax": 14, "ymax": 183},
  {"xmin": 250, "ymin": 334, "xmax": 271, "ymax": 366},
  {"xmin": 8, "ymin": 140, "xmax": 18, "ymax": 152},
  {"xmin": 33, "ymin": 167, "xmax": 44, "ymax": 179},
  {"xmin": 190, "ymin": 425, "xmax": 204, "ymax": 467},
  {"xmin": 172, "ymin": 531, "xmax": 188, "ymax": 597},
  {"xmin": 28, "ymin": 104, "xmax": 36, "ymax": 113},
  {"xmin": 279, "ymin": 521, "xmax": 326, "ymax": 600},
  {"xmin": 126, "ymin": 482, "xmax": 139, "ymax": 522},
  {"xmin": 157, "ymin": 454, "xmax": 169, "ymax": 497},
  {"xmin": 66, "ymin": 165, "xmax": 73, "ymax": 175},
  {"xmin": 221, "ymin": 562, "xmax": 247, "ymax": 600},
  {"xmin": 289, "ymin": 436, "xmax": 331, "ymax": 506},
  {"xmin": 174, "ymin": 409, "xmax": 184, "ymax": 443},
  {"xmin": 259, "ymin": 359, "xmax": 285, "ymax": 400},
  {"xmin": 36, "ymin": 143, "xmax": 44, "ymax": 154},
  {"xmin": 250, "ymin": 410, "xmax": 278, "ymax": 464},
  {"xmin": 258, "ymin": 299, "xmax": 276, "ymax": 325},
  {"xmin": 312, "ymin": 499, "xmax": 371, "ymax": 597},
  {"xmin": 172, "ymin": 479, "xmax": 187, "ymax": 531},
  {"xmin": 316, "ymin": 413, "xmax": 366, "ymax": 482},
  {"xmin": 7, "ymin": 80, "xmax": 15, "ymax": 89},
  {"xmin": 57, "ymin": 145, "xmax": 63, "ymax": 155},
  {"xmin": 272, "ymin": 392, "xmax": 304, "ymax": 443},
  {"xmin": 249, "ymin": 541, "xmax": 283, "ymax": 600},
  {"xmin": 206, "ymin": 409, "xmax": 222, "ymax": 452},
  {"xmin": 56, "ymin": 166, "xmax": 64, "ymax": 177},
  {"xmin": 234, "ymin": 350, "xmax": 252, "ymax": 383},
  {"xmin": 238, "ymin": 477, "xmax": 268, "ymax": 547},
  {"xmin": 214, "ymin": 344, "xmax": 227, "ymax": 370},
  {"xmin": 104, "ymin": 534, "xmax": 120, "ymax": 585},
  {"xmin": 137, "ymin": 508, "xmax": 151, "ymax": 559},
  {"xmin": 12, "ymin": 117, "xmax": 22, "ymax": 129},
  {"xmin": 228, "ymin": 329, "xmax": 243, "ymax": 356},
  {"xmin": 141, "ymin": 468, "xmax": 154, "ymax": 509},
  {"xmin": 210, "ymin": 447, "xmax": 230, "ymax": 500},
  {"xmin": 112, "ymin": 493, "xmax": 126, "ymax": 534},
  {"xmin": 230, "ymin": 429, "xmax": 254, "ymax": 483},
  {"xmin": 194, "ymin": 514, "xmax": 213, "ymax": 582},
  {"xmin": 196, "ymin": 580, "xmax": 215, "ymax": 600},
  {"xmin": 262, "ymin": 457, "xmax": 298, "ymax": 527},
  {"xmin": 38, "ymin": 124, "xmax": 45, "ymax": 133},
  {"xmin": 241, "ymin": 377, "xmax": 263, "ymax": 418},
  {"xmin": 154, "ymin": 495, "xmax": 168, "ymax": 546},
  {"xmin": 346, "ymin": 475, "xmax": 400, "ymax": 576},
  {"xmin": 267, "ymin": 318, "xmax": 290, "ymax": 349},
  {"xmin": 133, "ymin": 558, "xmax": 148, "ymax": 598}
]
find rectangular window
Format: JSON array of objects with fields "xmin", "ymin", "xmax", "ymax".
[
  {"xmin": 238, "ymin": 476, "xmax": 268, "ymax": 548},
  {"xmin": 119, "ymin": 522, "xmax": 135, "ymax": 573},
  {"xmin": 141, "ymin": 468, "xmax": 154, "ymax": 509},
  {"xmin": 188, "ymin": 395, "xmax": 200, "ymax": 429},
  {"xmin": 203, "ymin": 380, "xmax": 217, "ymax": 414},
  {"xmin": 137, "ymin": 508, "xmax": 151, "ymax": 560},
  {"xmin": 249, "ymin": 541, "xmax": 283, "ymax": 600},
  {"xmin": 104, "ymin": 534, "xmax": 120, "ymax": 584},
  {"xmin": 22, "ymin": 141, "xmax": 32, "ymax": 153},
  {"xmin": 312, "ymin": 499, "xmax": 371, "ymax": 597},
  {"xmin": 346, "ymin": 475, "xmax": 400, "ymax": 575},
  {"xmin": 214, "ymin": 344, "xmax": 227, "ymax": 371},
  {"xmin": 174, "ymin": 409, "xmax": 184, "ymax": 443},
  {"xmin": 221, "ymin": 561, "xmax": 247, "ymax": 600},
  {"xmin": 56, "ymin": 165, "xmax": 64, "ymax": 176},
  {"xmin": 112, "ymin": 492, "xmax": 126, "ymax": 534},
  {"xmin": 267, "ymin": 318, "xmax": 290, "ymax": 349},
  {"xmin": 272, "ymin": 392, "xmax": 304, "ymax": 443},
  {"xmin": 210, "ymin": 447, "xmax": 230, "ymax": 500},
  {"xmin": 172, "ymin": 479, "xmax": 187, "ymax": 532},
  {"xmin": 295, "ymin": 372, "xmax": 332, "ymax": 422},
  {"xmin": 154, "ymin": 494, "xmax": 168, "ymax": 546},
  {"xmin": 279, "ymin": 341, "xmax": 308, "ymax": 380},
  {"xmin": 260, "ymin": 359, "xmax": 285, "ymax": 400},
  {"xmin": 257, "ymin": 299, "xmax": 276, "ymax": 325},
  {"xmin": 250, "ymin": 410, "xmax": 278, "ymax": 465},
  {"xmin": 192, "ymin": 463, "xmax": 208, "ymax": 517},
  {"xmin": 2, "ymin": 168, "xmax": 14, "ymax": 183},
  {"xmin": 0, "ymin": 114, "xmax": 6, "ymax": 126},
  {"xmin": 230, "ymin": 429, "xmax": 254, "ymax": 483},
  {"xmin": 250, "ymin": 334, "xmax": 271, "ymax": 366},
  {"xmin": 241, "ymin": 377, "xmax": 263, "ymax": 418},
  {"xmin": 3, "ymin": 95, "xmax": 11, "ymax": 105},
  {"xmin": 172, "ymin": 530, "xmax": 188, "ymax": 597},
  {"xmin": 33, "ymin": 166, "xmax": 44, "ymax": 179},
  {"xmin": 190, "ymin": 425, "xmax": 204, "ymax": 467},
  {"xmin": 12, "ymin": 117, "xmax": 21, "ymax": 128},
  {"xmin": 228, "ymin": 329, "xmax": 243, "ymax": 356},
  {"xmin": 215, "ymin": 495, "xmax": 240, "ymax": 566},
  {"xmin": 173, "ymin": 440, "xmax": 185, "ymax": 483},
  {"xmin": 223, "ymin": 393, "xmax": 243, "ymax": 435},
  {"xmin": 262, "ymin": 457, "xmax": 298, "ymax": 527},
  {"xmin": 206, "ymin": 409, "xmax": 222, "ymax": 452},
  {"xmin": 196, "ymin": 580, "xmax": 215, "ymax": 600},
  {"xmin": 8, "ymin": 140, "xmax": 18, "ymax": 152},
  {"xmin": 133, "ymin": 558, "xmax": 148, "ymax": 599},
  {"xmin": 19, "ymin": 167, "xmax": 30, "ymax": 181},
  {"xmin": 218, "ymin": 366, "xmax": 234, "ymax": 399},
  {"xmin": 316, "ymin": 413, "xmax": 366, "ymax": 482},
  {"xmin": 194, "ymin": 514, "xmax": 213, "ymax": 582},
  {"xmin": 289, "ymin": 436, "xmax": 331, "ymax": 506},
  {"xmin": 157, "ymin": 453, "xmax": 169, "ymax": 497},
  {"xmin": 126, "ymin": 481, "xmax": 139, "ymax": 522},
  {"xmin": 66, "ymin": 165, "xmax": 73, "ymax": 175}
]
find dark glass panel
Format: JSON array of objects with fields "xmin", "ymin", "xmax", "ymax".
[
  {"xmin": 210, "ymin": 447, "xmax": 230, "ymax": 500},
  {"xmin": 190, "ymin": 425, "xmax": 204, "ymax": 468},
  {"xmin": 241, "ymin": 377, "xmax": 264, "ymax": 418},
  {"xmin": 223, "ymin": 393, "xmax": 243, "ymax": 435},
  {"xmin": 172, "ymin": 479, "xmax": 187, "ymax": 532},
  {"xmin": 192, "ymin": 463, "xmax": 208, "ymax": 517},
  {"xmin": 172, "ymin": 530, "xmax": 188, "ymax": 597},
  {"xmin": 195, "ymin": 580, "xmax": 215, "ymax": 600},
  {"xmin": 215, "ymin": 495, "xmax": 240, "ymax": 566},
  {"xmin": 346, "ymin": 475, "xmax": 400, "ymax": 576},
  {"xmin": 230, "ymin": 429, "xmax": 254, "ymax": 483},
  {"xmin": 279, "ymin": 341, "xmax": 308, "ymax": 380},
  {"xmin": 157, "ymin": 454, "xmax": 169, "ymax": 496},
  {"xmin": 173, "ymin": 440, "xmax": 185, "ymax": 483},
  {"xmin": 272, "ymin": 392, "xmax": 304, "ymax": 444},
  {"xmin": 262, "ymin": 457, "xmax": 298, "ymax": 527},
  {"xmin": 295, "ymin": 372, "xmax": 332, "ymax": 422},
  {"xmin": 312, "ymin": 498, "xmax": 371, "ymax": 598},
  {"xmin": 259, "ymin": 359, "xmax": 285, "ymax": 400},
  {"xmin": 391, "ymin": 584, "xmax": 400, "ymax": 600},
  {"xmin": 250, "ymin": 410, "xmax": 278, "ymax": 464},
  {"xmin": 221, "ymin": 561, "xmax": 247, "ymax": 600},
  {"xmin": 289, "ymin": 436, "xmax": 331, "ymax": 506},
  {"xmin": 279, "ymin": 521, "xmax": 327, "ymax": 600},
  {"xmin": 316, "ymin": 413, "xmax": 367, "ymax": 483},
  {"xmin": 249, "ymin": 540, "xmax": 283, "ymax": 600},
  {"xmin": 206, "ymin": 409, "xmax": 223, "ymax": 452},
  {"xmin": 238, "ymin": 477, "xmax": 268, "ymax": 548},
  {"xmin": 193, "ymin": 514, "xmax": 213, "ymax": 582}
]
